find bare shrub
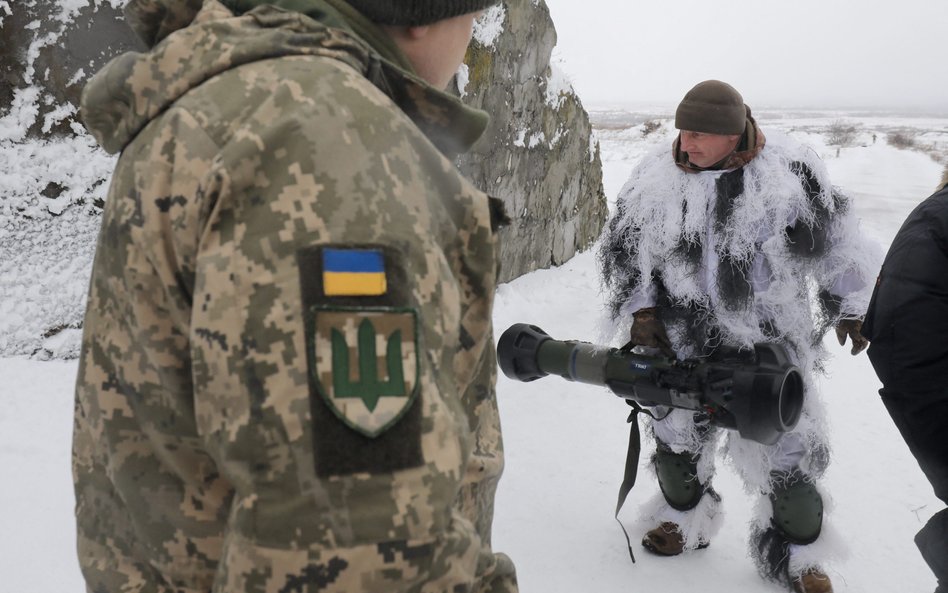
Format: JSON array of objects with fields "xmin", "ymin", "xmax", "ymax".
[
  {"xmin": 641, "ymin": 119, "xmax": 662, "ymax": 137},
  {"xmin": 887, "ymin": 132, "xmax": 916, "ymax": 149},
  {"xmin": 825, "ymin": 119, "xmax": 859, "ymax": 147}
]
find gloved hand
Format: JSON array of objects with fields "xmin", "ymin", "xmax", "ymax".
[
  {"xmin": 629, "ymin": 307, "xmax": 676, "ymax": 358},
  {"xmin": 835, "ymin": 318, "xmax": 868, "ymax": 355}
]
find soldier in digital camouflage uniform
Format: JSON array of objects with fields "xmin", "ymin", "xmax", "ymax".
[{"xmin": 73, "ymin": 0, "xmax": 517, "ymax": 591}]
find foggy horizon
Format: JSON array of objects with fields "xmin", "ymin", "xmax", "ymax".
[
  {"xmin": 543, "ymin": 0, "xmax": 948, "ymax": 115},
  {"xmin": 580, "ymin": 99, "xmax": 948, "ymax": 117}
]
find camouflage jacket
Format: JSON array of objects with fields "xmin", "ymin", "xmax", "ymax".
[{"xmin": 74, "ymin": 1, "xmax": 516, "ymax": 592}]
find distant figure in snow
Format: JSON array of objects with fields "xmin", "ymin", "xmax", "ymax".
[
  {"xmin": 861, "ymin": 168, "xmax": 948, "ymax": 593},
  {"xmin": 599, "ymin": 80, "xmax": 881, "ymax": 593}
]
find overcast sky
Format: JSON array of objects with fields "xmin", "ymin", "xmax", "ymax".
[{"xmin": 542, "ymin": 0, "xmax": 948, "ymax": 113}]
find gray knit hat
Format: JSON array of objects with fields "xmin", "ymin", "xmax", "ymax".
[
  {"xmin": 675, "ymin": 80, "xmax": 748, "ymax": 135},
  {"xmin": 345, "ymin": 0, "xmax": 500, "ymax": 26}
]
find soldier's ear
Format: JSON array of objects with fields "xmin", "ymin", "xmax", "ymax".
[
  {"xmin": 406, "ymin": 25, "xmax": 431, "ymax": 40},
  {"xmin": 379, "ymin": 24, "xmax": 430, "ymax": 42}
]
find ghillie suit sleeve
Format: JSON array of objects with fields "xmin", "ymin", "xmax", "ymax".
[{"xmin": 790, "ymin": 162, "xmax": 881, "ymax": 344}]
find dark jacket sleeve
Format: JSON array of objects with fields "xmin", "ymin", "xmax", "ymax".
[{"xmin": 862, "ymin": 186, "xmax": 948, "ymax": 391}]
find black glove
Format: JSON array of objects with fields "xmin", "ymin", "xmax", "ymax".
[
  {"xmin": 835, "ymin": 318, "xmax": 868, "ymax": 355},
  {"xmin": 629, "ymin": 307, "xmax": 675, "ymax": 358}
]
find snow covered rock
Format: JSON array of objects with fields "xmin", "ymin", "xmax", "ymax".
[
  {"xmin": 0, "ymin": 0, "xmax": 134, "ymax": 358},
  {"xmin": 0, "ymin": 0, "xmax": 606, "ymax": 357},
  {"xmin": 457, "ymin": 1, "xmax": 608, "ymax": 282}
]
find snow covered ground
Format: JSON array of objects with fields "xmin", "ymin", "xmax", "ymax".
[{"xmin": 1, "ymin": 110, "xmax": 945, "ymax": 592}]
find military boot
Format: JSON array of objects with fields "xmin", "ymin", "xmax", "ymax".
[
  {"xmin": 791, "ymin": 569, "xmax": 833, "ymax": 593},
  {"xmin": 641, "ymin": 522, "xmax": 709, "ymax": 556}
]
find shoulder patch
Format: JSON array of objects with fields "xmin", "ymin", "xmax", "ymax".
[
  {"xmin": 311, "ymin": 306, "xmax": 419, "ymax": 437},
  {"xmin": 322, "ymin": 248, "xmax": 388, "ymax": 297},
  {"xmin": 297, "ymin": 244, "xmax": 423, "ymax": 476}
]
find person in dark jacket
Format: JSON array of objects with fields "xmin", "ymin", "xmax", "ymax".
[{"xmin": 861, "ymin": 169, "xmax": 948, "ymax": 593}]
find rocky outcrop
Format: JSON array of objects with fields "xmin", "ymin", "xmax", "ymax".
[
  {"xmin": 0, "ymin": 1, "xmax": 144, "ymax": 139},
  {"xmin": 0, "ymin": 0, "xmax": 606, "ymax": 357},
  {"xmin": 458, "ymin": 1, "xmax": 607, "ymax": 282},
  {"xmin": 0, "ymin": 1, "xmax": 133, "ymax": 358}
]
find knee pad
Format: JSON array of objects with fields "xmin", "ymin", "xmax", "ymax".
[
  {"xmin": 769, "ymin": 470, "xmax": 823, "ymax": 545},
  {"xmin": 654, "ymin": 448, "xmax": 705, "ymax": 511}
]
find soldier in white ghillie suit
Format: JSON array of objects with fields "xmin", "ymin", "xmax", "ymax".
[{"xmin": 599, "ymin": 80, "xmax": 881, "ymax": 593}]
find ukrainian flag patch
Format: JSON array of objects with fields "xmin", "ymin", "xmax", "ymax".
[{"xmin": 322, "ymin": 248, "xmax": 387, "ymax": 297}]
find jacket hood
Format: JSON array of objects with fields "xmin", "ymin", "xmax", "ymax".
[
  {"xmin": 125, "ymin": 0, "xmax": 205, "ymax": 48},
  {"xmin": 81, "ymin": 0, "xmax": 488, "ymax": 156}
]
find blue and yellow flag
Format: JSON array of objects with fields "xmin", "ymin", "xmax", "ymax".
[{"xmin": 322, "ymin": 248, "xmax": 387, "ymax": 297}]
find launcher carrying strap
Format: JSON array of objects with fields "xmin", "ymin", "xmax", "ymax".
[
  {"xmin": 614, "ymin": 397, "xmax": 673, "ymax": 563},
  {"xmin": 614, "ymin": 405, "xmax": 640, "ymax": 563}
]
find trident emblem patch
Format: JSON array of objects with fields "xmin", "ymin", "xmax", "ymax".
[{"xmin": 310, "ymin": 306, "xmax": 419, "ymax": 438}]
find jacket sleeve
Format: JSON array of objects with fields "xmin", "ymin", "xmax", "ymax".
[
  {"xmin": 862, "ymin": 190, "xmax": 948, "ymax": 390},
  {"xmin": 189, "ymin": 84, "xmax": 510, "ymax": 592},
  {"xmin": 815, "ymin": 192, "xmax": 883, "ymax": 320}
]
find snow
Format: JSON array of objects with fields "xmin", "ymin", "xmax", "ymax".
[
  {"xmin": 1, "ymin": 110, "xmax": 945, "ymax": 592},
  {"xmin": 0, "ymin": 130, "xmax": 114, "ymax": 358},
  {"xmin": 0, "ymin": 88, "xmax": 42, "ymax": 142},
  {"xmin": 544, "ymin": 60, "xmax": 573, "ymax": 110},
  {"xmin": 0, "ymin": 358, "xmax": 84, "ymax": 590},
  {"xmin": 473, "ymin": 5, "xmax": 506, "ymax": 47},
  {"xmin": 512, "ymin": 129, "xmax": 556, "ymax": 150},
  {"xmin": 455, "ymin": 63, "xmax": 470, "ymax": 97},
  {"xmin": 41, "ymin": 102, "xmax": 77, "ymax": 135},
  {"xmin": 0, "ymin": 2, "xmax": 118, "ymax": 359}
]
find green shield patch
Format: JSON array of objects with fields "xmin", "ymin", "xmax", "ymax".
[{"xmin": 310, "ymin": 306, "xmax": 419, "ymax": 438}]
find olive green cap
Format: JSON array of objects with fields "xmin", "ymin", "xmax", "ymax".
[
  {"xmin": 344, "ymin": 0, "xmax": 500, "ymax": 26},
  {"xmin": 675, "ymin": 80, "xmax": 748, "ymax": 135}
]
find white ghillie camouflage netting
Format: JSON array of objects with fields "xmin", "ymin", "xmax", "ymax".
[{"xmin": 601, "ymin": 131, "xmax": 882, "ymax": 577}]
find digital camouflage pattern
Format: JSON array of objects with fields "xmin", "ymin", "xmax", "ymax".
[{"xmin": 73, "ymin": 0, "xmax": 516, "ymax": 591}]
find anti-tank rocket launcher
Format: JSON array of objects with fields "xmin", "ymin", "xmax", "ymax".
[{"xmin": 497, "ymin": 323, "xmax": 804, "ymax": 445}]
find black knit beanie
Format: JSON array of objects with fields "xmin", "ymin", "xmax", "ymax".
[
  {"xmin": 344, "ymin": 0, "xmax": 500, "ymax": 26},
  {"xmin": 675, "ymin": 80, "xmax": 748, "ymax": 135}
]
